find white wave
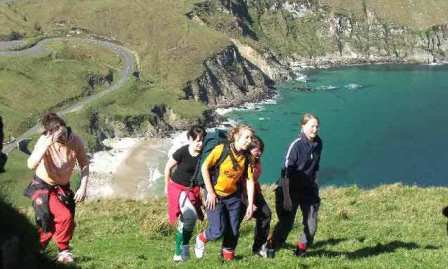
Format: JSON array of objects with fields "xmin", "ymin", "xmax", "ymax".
[
  {"xmin": 263, "ymin": 98, "xmax": 277, "ymax": 105},
  {"xmin": 215, "ymin": 92, "xmax": 279, "ymax": 116},
  {"xmin": 317, "ymin": 85, "xmax": 338, "ymax": 90},
  {"xmin": 216, "ymin": 107, "xmax": 235, "ymax": 115},
  {"xmin": 166, "ymin": 131, "xmax": 189, "ymax": 157},
  {"xmin": 295, "ymin": 73, "xmax": 308, "ymax": 82},
  {"xmin": 344, "ymin": 83, "xmax": 363, "ymax": 89},
  {"xmin": 148, "ymin": 167, "xmax": 163, "ymax": 183},
  {"xmin": 220, "ymin": 118, "xmax": 240, "ymax": 128},
  {"xmin": 90, "ymin": 137, "xmax": 142, "ymax": 175}
]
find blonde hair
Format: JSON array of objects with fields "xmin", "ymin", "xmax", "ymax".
[
  {"xmin": 227, "ymin": 123, "xmax": 254, "ymax": 143},
  {"xmin": 301, "ymin": 113, "xmax": 319, "ymax": 126}
]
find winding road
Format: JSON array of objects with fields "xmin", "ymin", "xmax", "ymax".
[{"xmin": 1, "ymin": 37, "xmax": 138, "ymax": 153}]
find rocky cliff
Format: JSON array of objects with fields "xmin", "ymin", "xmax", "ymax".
[
  {"xmin": 182, "ymin": 44, "xmax": 275, "ymax": 108},
  {"xmin": 189, "ymin": 0, "xmax": 448, "ymax": 69}
]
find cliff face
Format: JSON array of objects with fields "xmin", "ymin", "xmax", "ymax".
[
  {"xmin": 83, "ymin": 44, "xmax": 275, "ymax": 150},
  {"xmin": 190, "ymin": 0, "xmax": 448, "ymax": 68},
  {"xmin": 292, "ymin": 8, "xmax": 448, "ymax": 66},
  {"xmin": 183, "ymin": 44, "xmax": 275, "ymax": 108}
]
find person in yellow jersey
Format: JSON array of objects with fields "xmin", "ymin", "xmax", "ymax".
[{"xmin": 194, "ymin": 124, "xmax": 255, "ymax": 261}]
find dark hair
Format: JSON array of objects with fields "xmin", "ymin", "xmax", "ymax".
[
  {"xmin": 443, "ymin": 206, "xmax": 448, "ymax": 218},
  {"xmin": 41, "ymin": 112, "xmax": 66, "ymax": 134},
  {"xmin": 187, "ymin": 125, "xmax": 206, "ymax": 141},
  {"xmin": 249, "ymin": 135, "xmax": 264, "ymax": 153}
]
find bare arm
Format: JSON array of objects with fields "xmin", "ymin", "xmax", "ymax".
[
  {"xmin": 164, "ymin": 157, "xmax": 177, "ymax": 196},
  {"xmin": 74, "ymin": 137, "xmax": 90, "ymax": 203},
  {"xmin": 244, "ymin": 179, "xmax": 255, "ymax": 220},
  {"xmin": 201, "ymin": 161, "xmax": 217, "ymax": 210},
  {"xmin": 27, "ymin": 131, "xmax": 63, "ymax": 170}
]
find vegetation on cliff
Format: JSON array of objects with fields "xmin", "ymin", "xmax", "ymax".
[{"xmin": 191, "ymin": 0, "xmax": 448, "ymax": 63}]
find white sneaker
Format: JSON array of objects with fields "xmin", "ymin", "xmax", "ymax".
[
  {"xmin": 257, "ymin": 243, "xmax": 268, "ymax": 258},
  {"xmin": 57, "ymin": 250, "xmax": 74, "ymax": 264},
  {"xmin": 194, "ymin": 234, "xmax": 206, "ymax": 258},
  {"xmin": 181, "ymin": 245, "xmax": 190, "ymax": 261},
  {"xmin": 173, "ymin": 254, "xmax": 183, "ymax": 262}
]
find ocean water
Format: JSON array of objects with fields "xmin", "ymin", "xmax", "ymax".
[{"xmin": 229, "ymin": 64, "xmax": 448, "ymax": 187}]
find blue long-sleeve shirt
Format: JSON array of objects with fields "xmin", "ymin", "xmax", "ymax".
[{"xmin": 282, "ymin": 132, "xmax": 323, "ymax": 198}]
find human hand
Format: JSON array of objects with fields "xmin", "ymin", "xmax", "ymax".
[
  {"xmin": 206, "ymin": 192, "xmax": 217, "ymax": 210},
  {"xmin": 44, "ymin": 128, "xmax": 64, "ymax": 146},
  {"xmin": 244, "ymin": 205, "xmax": 254, "ymax": 220},
  {"xmin": 74, "ymin": 184, "xmax": 87, "ymax": 203}
]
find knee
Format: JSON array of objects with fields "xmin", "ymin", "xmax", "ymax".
[
  {"xmin": 182, "ymin": 216, "xmax": 197, "ymax": 232},
  {"xmin": 264, "ymin": 206, "xmax": 272, "ymax": 221},
  {"xmin": 206, "ymin": 225, "xmax": 224, "ymax": 240}
]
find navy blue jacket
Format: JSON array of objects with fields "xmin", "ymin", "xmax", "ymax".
[{"xmin": 282, "ymin": 132, "xmax": 323, "ymax": 199}]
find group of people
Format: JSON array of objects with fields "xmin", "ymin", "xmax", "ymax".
[
  {"xmin": 0, "ymin": 116, "xmax": 7, "ymax": 173},
  {"xmin": 164, "ymin": 113, "xmax": 323, "ymax": 261},
  {"xmin": 23, "ymin": 111, "xmax": 323, "ymax": 264}
]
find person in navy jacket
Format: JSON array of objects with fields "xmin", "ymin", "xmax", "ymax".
[{"xmin": 270, "ymin": 113, "xmax": 323, "ymax": 257}]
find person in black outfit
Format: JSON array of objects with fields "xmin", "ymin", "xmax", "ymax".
[
  {"xmin": 443, "ymin": 206, "xmax": 448, "ymax": 235},
  {"xmin": 271, "ymin": 113, "xmax": 323, "ymax": 257},
  {"xmin": 0, "ymin": 116, "xmax": 7, "ymax": 173},
  {"xmin": 164, "ymin": 125, "xmax": 206, "ymax": 262},
  {"xmin": 240, "ymin": 136, "xmax": 272, "ymax": 258},
  {"xmin": 0, "ymin": 116, "xmax": 3, "ymax": 152}
]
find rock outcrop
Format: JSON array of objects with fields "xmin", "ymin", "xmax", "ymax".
[{"xmin": 182, "ymin": 44, "xmax": 275, "ymax": 108}]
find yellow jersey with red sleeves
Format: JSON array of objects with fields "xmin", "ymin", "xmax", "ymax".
[{"xmin": 203, "ymin": 144, "xmax": 253, "ymax": 197}]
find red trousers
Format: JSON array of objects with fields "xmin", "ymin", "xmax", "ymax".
[{"xmin": 39, "ymin": 189, "xmax": 74, "ymax": 251}]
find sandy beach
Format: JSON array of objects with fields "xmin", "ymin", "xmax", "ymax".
[{"xmin": 87, "ymin": 133, "xmax": 188, "ymax": 200}]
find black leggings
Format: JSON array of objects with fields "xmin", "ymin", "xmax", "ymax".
[{"xmin": 271, "ymin": 187, "xmax": 320, "ymax": 249}]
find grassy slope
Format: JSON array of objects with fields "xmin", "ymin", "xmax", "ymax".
[
  {"xmin": 0, "ymin": 0, "xmax": 227, "ymax": 202},
  {"xmin": 5, "ymin": 184, "xmax": 445, "ymax": 268},
  {"xmin": 0, "ymin": 4, "xmax": 36, "ymax": 39},
  {"xmin": 0, "ymin": 39, "xmax": 122, "ymax": 136},
  {"xmin": 13, "ymin": 0, "xmax": 229, "ymax": 112},
  {"xmin": 320, "ymin": 0, "xmax": 448, "ymax": 30},
  {"xmin": 1, "ymin": 2, "xmax": 447, "ymax": 268},
  {"xmin": 0, "ymin": 0, "xmax": 228, "ymax": 144},
  {"xmin": 226, "ymin": 0, "xmax": 448, "ymax": 58}
]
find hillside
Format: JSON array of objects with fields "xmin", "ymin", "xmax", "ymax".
[
  {"xmin": 1, "ymin": 3, "xmax": 448, "ymax": 267},
  {"xmin": 1, "ymin": 0, "xmax": 278, "ymax": 153},
  {"xmin": 191, "ymin": 0, "xmax": 448, "ymax": 66},
  {"xmin": 1, "ymin": 0, "xmax": 448, "ymax": 149},
  {"xmin": 2, "ymin": 184, "xmax": 447, "ymax": 268}
]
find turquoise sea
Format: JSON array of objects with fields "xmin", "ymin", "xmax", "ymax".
[{"xmin": 229, "ymin": 64, "xmax": 448, "ymax": 187}]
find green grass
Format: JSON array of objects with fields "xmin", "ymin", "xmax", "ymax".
[
  {"xmin": 62, "ymin": 77, "xmax": 208, "ymax": 150},
  {"xmin": 0, "ymin": 0, "xmax": 226, "ymax": 147},
  {"xmin": 2, "ymin": 184, "xmax": 447, "ymax": 268},
  {"xmin": 0, "ymin": 38, "xmax": 122, "ymax": 137},
  {"xmin": 11, "ymin": 0, "xmax": 229, "ymax": 89},
  {"xmin": 320, "ymin": 0, "xmax": 448, "ymax": 30},
  {"xmin": 0, "ymin": 4, "xmax": 38, "ymax": 40},
  {"xmin": 1, "ymin": 145, "xmax": 447, "ymax": 268},
  {"xmin": 0, "ymin": 149, "xmax": 33, "ymax": 206}
]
